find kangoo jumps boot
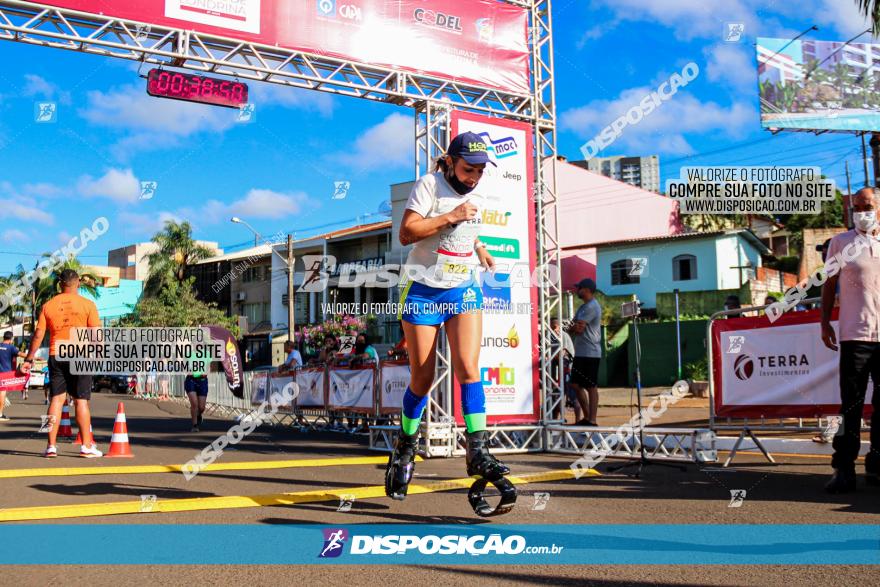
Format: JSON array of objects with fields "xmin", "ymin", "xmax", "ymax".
[
  {"xmin": 385, "ymin": 430, "xmax": 419, "ymax": 500},
  {"xmin": 465, "ymin": 430, "xmax": 510, "ymax": 481}
]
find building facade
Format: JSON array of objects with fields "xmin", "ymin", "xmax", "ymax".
[
  {"xmin": 574, "ymin": 155, "xmax": 661, "ymax": 193},
  {"xmin": 594, "ymin": 230, "xmax": 770, "ymax": 308}
]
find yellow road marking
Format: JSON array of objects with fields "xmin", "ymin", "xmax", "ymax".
[
  {"xmin": 0, "ymin": 455, "xmax": 420, "ymax": 480},
  {"xmin": 0, "ymin": 468, "xmax": 599, "ymax": 522}
]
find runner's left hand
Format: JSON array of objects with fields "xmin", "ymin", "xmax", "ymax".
[{"xmin": 477, "ymin": 248, "xmax": 495, "ymax": 271}]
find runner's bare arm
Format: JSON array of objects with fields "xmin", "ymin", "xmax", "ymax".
[
  {"xmin": 399, "ymin": 203, "xmax": 477, "ymax": 245},
  {"xmin": 22, "ymin": 314, "xmax": 47, "ymax": 372},
  {"xmin": 820, "ymin": 274, "xmax": 838, "ymax": 351}
]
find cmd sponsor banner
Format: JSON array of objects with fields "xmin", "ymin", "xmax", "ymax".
[
  {"xmin": 451, "ymin": 110, "xmax": 538, "ymax": 424},
  {"xmin": 41, "ymin": 0, "xmax": 529, "ymax": 94},
  {"xmin": 712, "ymin": 308, "xmax": 873, "ymax": 418}
]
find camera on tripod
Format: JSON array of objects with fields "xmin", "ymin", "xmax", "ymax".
[{"xmin": 621, "ymin": 297, "xmax": 642, "ymax": 319}]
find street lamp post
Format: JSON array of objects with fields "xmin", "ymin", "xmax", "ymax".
[{"xmin": 230, "ymin": 217, "xmax": 295, "ymax": 346}]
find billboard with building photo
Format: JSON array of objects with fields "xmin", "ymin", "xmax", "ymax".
[{"xmin": 757, "ymin": 37, "xmax": 880, "ymax": 132}]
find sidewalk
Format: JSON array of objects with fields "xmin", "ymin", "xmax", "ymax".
[{"xmin": 598, "ymin": 386, "xmax": 708, "ymax": 408}]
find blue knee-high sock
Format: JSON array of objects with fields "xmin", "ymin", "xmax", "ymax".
[
  {"xmin": 460, "ymin": 381, "xmax": 486, "ymax": 433},
  {"xmin": 401, "ymin": 387, "xmax": 427, "ymax": 436}
]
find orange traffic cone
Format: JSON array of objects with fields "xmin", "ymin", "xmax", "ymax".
[
  {"xmin": 74, "ymin": 425, "xmax": 94, "ymax": 445},
  {"xmin": 57, "ymin": 405, "xmax": 75, "ymax": 440},
  {"xmin": 105, "ymin": 402, "xmax": 133, "ymax": 458}
]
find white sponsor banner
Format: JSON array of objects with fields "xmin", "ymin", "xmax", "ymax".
[
  {"xmin": 380, "ymin": 362, "xmax": 410, "ymax": 412},
  {"xmin": 455, "ymin": 113, "xmax": 537, "ymax": 421},
  {"xmin": 720, "ymin": 320, "xmax": 873, "ymax": 408},
  {"xmin": 328, "ymin": 368, "xmax": 374, "ymax": 410},
  {"xmin": 165, "ymin": 0, "xmax": 261, "ymax": 34},
  {"xmin": 250, "ymin": 371, "xmax": 269, "ymax": 406},
  {"xmin": 295, "ymin": 368, "xmax": 325, "ymax": 408},
  {"xmin": 269, "ymin": 374, "xmax": 295, "ymax": 411}
]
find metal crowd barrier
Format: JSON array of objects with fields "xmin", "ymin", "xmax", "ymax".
[
  {"xmin": 151, "ymin": 359, "xmax": 411, "ymax": 435},
  {"xmin": 707, "ymin": 297, "xmax": 870, "ymax": 466}
]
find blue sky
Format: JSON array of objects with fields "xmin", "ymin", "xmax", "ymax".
[{"xmin": 0, "ymin": 0, "xmax": 874, "ymax": 275}]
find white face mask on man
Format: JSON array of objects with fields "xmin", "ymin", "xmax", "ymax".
[{"xmin": 853, "ymin": 210, "xmax": 877, "ymax": 232}]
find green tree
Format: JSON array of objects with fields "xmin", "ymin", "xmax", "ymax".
[
  {"xmin": 779, "ymin": 189, "xmax": 845, "ymax": 254},
  {"xmin": 856, "ymin": 0, "xmax": 880, "ymax": 35},
  {"xmin": 12, "ymin": 255, "xmax": 100, "ymax": 329},
  {"xmin": 145, "ymin": 220, "xmax": 214, "ymax": 296},
  {"xmin": 121, "ymin": 277, "xmax": 239, "ymax": 336}
]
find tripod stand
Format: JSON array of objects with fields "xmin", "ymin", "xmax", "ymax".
[{"xmin": 607, "ymin": 309, "xmax": 686, "ymax": 477}]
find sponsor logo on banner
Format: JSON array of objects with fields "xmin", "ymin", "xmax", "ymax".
[
  {"xmin": 733, "ymin": 355, "xmax": 754, "ymax": 380},
  {"xmin": 483, "ymin": 326, "xmax": 520, "ymax": 349},
  {"xmin": 475, "ymin": 17, "xmax": 494, "ymax": 43},
  {"xmin": 384, "ymin": 378, "xmax": 406, "ymax": 396},
  {"xmin": 319, "ymin": 528, "xmax": 348, "ymax": 558},
  {"xmin": 482, "ymin": 209, "xmax": 512, "ymax": 227},
  {"xmin": 481, "ymin": 273, "xmax": 512, "ymax": 310},
  {"xmin": 482, "ymin": 236, "xmax": 520, "ymax": 259},
  {"xmin": 732, "ymin": 352, "xmax": 810, "ymax": 382},
  {"xmin": 477, "ymin": 131, "xmax": 519, "ymax": 160},
  {"xmin": 316, "ymin": 0, "xmax": 362, "ymax": 22},
  {"xmin": 165, "ymin": 0, "xmax": 262, "ymax": 34},
  {"xmin": 481, "ymin": 363, "xmax": 516, "ymax": 399},
  {"xmin": 412, "ymin": 8, "xmax": 463, "ymax": 33}
]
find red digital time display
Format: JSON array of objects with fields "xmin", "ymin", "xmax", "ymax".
[{"xmin": 146, "ymin": 69, "xmax": 248, "ymax": 109}]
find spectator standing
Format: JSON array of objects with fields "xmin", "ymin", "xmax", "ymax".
[{"xmin": 569, "ymin": 278, "xmax": 603, "ymax": 427}]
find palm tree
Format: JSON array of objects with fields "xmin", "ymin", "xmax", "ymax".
[
  {"xmin": 145, "ymin": 220, "xmax": 214, "ymax": 296},
  {"xmin": 29, "ymin": 254, "xmax": 100, "ymax": 326},
  {"xmin": 856, "ymin": 1, "xmax": 880, "ymax": 35}
]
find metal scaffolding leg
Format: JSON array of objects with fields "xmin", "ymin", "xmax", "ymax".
[{"xmin": 723, "ymin": 428, "xmax": 777, "ymax": 467}]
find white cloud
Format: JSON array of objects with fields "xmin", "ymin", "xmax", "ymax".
[
  {"xmin": 586, "ymin": 0, "xmax": 757, "ymax": 41},
  {"xmin": 561, "ymin": 85, "xmax": 755, "ymax": 157},
  {"xmin": 80, "ymin": 84, "xmax": 236, "ymax": 135},
  {"xmin": 336, "ymin": 113, "xmax": 412, "ymax": 170},
  {"xmin": 704, "ymin": 44, "xmax": 756, "ymax": 91},
  {"xmin": 198, "ymin": 188, "xmax": 316, "ymax": 223},
  {"xmin": 78, "ymin": 84, "xmax": 238, "ymax": 159},
  {"xmin": 22, "ymin": 74, "xmax": 72, "ymax": 105},
  {"xmin": 76, "ymin": 168, "xmax": 141, "ymax": 203},
  {"xmin": 1, "ymin": 229, "xmax": 28, "ymax": 243},
  {"xmin": 78, "ymin": 81, "xmax": 336, "ymax": 159},
  {"xmin": 22, "ymin": 182, "xmax": 65, "ymax": 198},
  {"xmin": 585, "ymin": 0, "xmax": 871, "ymax": 41},
  {"xmin": 117, "ymin": 210, "xmax": 183, "ymax": 238},
  {"xmin": 249, "ymin": 83, "xmax": 335, "ymax": 116},
  {"xmin": 0, "ymin": 181, "xmax": 54, "ymax": 224}
]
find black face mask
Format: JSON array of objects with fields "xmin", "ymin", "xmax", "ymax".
[
  {"xmin": 355, "ymin": 342, "xmax": 366, "ymax": 354},
  {"xmin": 445, "ymin": 167, "xmax": 475, "ymax": 195}
]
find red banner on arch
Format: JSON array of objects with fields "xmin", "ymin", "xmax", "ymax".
[{"xmin": 41, "ymin": 0, "xmax": 530, "ymax": 93}]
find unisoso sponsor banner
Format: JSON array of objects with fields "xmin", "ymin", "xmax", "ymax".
[
  {"xmin": 452, "ymin": 111, "xmax": 538, "ymax": 424},
  {"xmin": 712, "ymin": 308, "xmax": 874, "ymax": 418},
  {"xmin": 42, "ymin": 0, "xmax": 529, "ymax": 93}
]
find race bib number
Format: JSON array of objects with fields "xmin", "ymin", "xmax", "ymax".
[{"xmin": 433, "ymin": 195, "xmax": 483, "ymax": 284}]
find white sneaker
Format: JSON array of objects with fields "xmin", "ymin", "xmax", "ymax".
[
  {"xmin": 43, "ymin": 445, "xmax": 57, "ymax": 458},
  {"xmin": 79, "ymin": 444, "xmax": 103, "ymax": 458}
]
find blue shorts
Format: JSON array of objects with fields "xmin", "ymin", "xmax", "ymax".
[
  {"xmin": 400, "ymin": 281, "xmax": 483, "ymax": 326},
  {"xmin": 184, "ymin": 376, "xmax": 208, "ymax": 396}
]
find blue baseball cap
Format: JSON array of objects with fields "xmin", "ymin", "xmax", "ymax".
[{"xmin": 447, "ymin": 132, "xmax": 497, "ymax": 167}]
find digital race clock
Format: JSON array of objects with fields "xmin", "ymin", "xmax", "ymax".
[{"xmin": 146, "ymin": 69, "xmax": 248, "ymax": 109}]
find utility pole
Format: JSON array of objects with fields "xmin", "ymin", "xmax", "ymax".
[
  {"xmin": 287, "ymin": 234, "xmax": 295, "ymax": 345},
  {"xmin": 871, "ymin": 133, "xmax": 880, "ymax": 188},
  {"xmin": 862, "ymin": 132, "xmax": 871, "ymax": 187},
  {"xmin": 845, "ymin": 160, "xmax": 853, "ymax": 229}
]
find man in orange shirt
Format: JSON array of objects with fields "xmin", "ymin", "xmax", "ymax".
[{"xmin": 21, "ymin": 270, "xmax": 102, "ymax": 458}]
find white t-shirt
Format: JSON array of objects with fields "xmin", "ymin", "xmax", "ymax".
[{"xmin": 404, "ymin": 172, "xmax": 484, "ymax": 289}]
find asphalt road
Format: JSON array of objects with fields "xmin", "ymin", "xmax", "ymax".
[{"xmin": 0, "ymin": 392, "xmax": 877, "ymax": 586}]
